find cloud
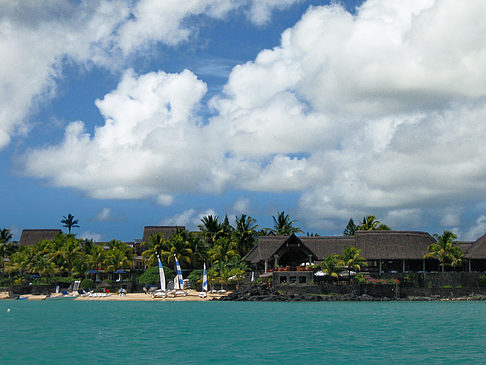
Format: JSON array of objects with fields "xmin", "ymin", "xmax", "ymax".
[
  {"xmin": 232, "ymin": 197, "xmax": 251, "ymax": 214},
  {"xmin": 0, "ymin": 0, "xmax": 299, "ymax": 150},
  {"xmin": 23, "ymin": 69, "xmax": 211, "ymax": 199},
  {"xmin": 21, "ymin": 0, "xmax": 486, "ymax": 233},
  {"xmin": 94, "ymin": 208, "xmax": 113, "ymax": 222},
  {"xmin": 79, "ymin": 231, "xmax": 104, "ymax": 242},
  {"xmin": 464, "ymin": 216, "xmax": 486, "ymax": 241},
  {"xmin": 160, "ymin": 208, "xmax": 217, "ymax": 230}
]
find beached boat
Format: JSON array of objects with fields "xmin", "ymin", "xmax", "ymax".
[
  {"xmin": 199, "ymin": 263, "xmax": 208, "ymax": 298},
  {"xmin": 152, "ymin": 255, "xmax": 167, "ymax": 298},
  {"xmin": 172, "ymin": 255, "xmax": 188, "ymax": 297}
]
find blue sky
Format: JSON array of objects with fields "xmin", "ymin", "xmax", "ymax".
[{"xmin": 2, "ymin": 0, "xmax": 486, "ymax": 242}]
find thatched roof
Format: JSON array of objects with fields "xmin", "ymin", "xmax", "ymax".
[
  {"xmin": 354, "ymin": 230, "xmax": 435, "ymax": 260},
  {"xmin": 245, "ymin": 230, "xmax": 437, "ymax": 264},
  {"xmin": 301, "ymin": 236, "xmax": 355, "ymax": 258},
  {"xmin": 19, "ymin": 229, "xmax": 62, "ymax": 246},
  {"xmin": 456, "ymin": 242, "xmax": 474, "ymax": 256},
  {"xmin": 142, "ymin": 226, "xmax": 183, "ymax": 242},
  {"xmin": 464, "ymin": 234, "xmax": 486, "ymax": 259},
  {"xmin": 244, "ymin": 236, "xmax": 288, "ymax": 264}
]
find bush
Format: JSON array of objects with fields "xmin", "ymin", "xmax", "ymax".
[
  {"xmin": 53, "ymin": 276, "xmax": 78, "ymax": 284},
  {"xmin": 0, "ymin": 277, "xmax": 11, "ymax": 288},
  {"xmin": 137, "ymin": 266, "xmax": 175, "ymax": 286},
  {"xmin": 188, "ymin": 269, "xmax": 203, "ymax": 289},
  {"xmin": 80, "ymin": 278, "xmax": 94, "ymax": 289},
  {"xmin": 478, "ymin": 274, "xmax": 486, "ymax": 287}
]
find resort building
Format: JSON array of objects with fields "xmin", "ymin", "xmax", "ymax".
[
  {"xmin": 19, "ymin": 229, "xmax": 62, "ymax": 246},
  {"xmin": 244, "ymin": 230, "xmax": 486, "ymax": 284}
]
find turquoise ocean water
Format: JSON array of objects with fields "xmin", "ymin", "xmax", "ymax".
[{"xmin": 1, "ymin": 300, "xmax": 486, "ymax": 364}]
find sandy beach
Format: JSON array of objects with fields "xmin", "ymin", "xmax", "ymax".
[{"xmin": 1, "ymin": 290, "xmax": 229, "ymax": 301}]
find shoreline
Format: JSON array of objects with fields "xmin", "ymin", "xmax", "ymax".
[{"xmin": 0, "ymin": 290, "xmax": 229, "ymax": 302}]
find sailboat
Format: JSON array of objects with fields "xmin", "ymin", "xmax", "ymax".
[
  {"xmin": 152, "ymin": 255, "xmax": 167, "ymax": 298},
  {"xmin": 172, "ymin": 254, "xmax": 188, "ymax": 296},
  {"xmin": 199, "ymin": 263, "xmax": 208, "ymax": 298}
]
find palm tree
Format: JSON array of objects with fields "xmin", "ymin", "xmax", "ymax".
[
  {"xmin": 0, "ymin": 228, "xmax": 14, "ymax": 272},
  {"xmin": 48, "ymin": 235, "xmax": 81, "ymax": 276},
  {"xmin": 425, "ymin": 231, "xmax": 463, "ymax": 272},
  {"xmin": 208, "ymin": 237, "xmax": 238, "ymax": 272},
  {"xmin": 342, "ymin": 246, "xmax": 367, "ymax": 277},
  {"xmin": 159, "ymin": 233, "xmax": 193, "ymax": 269},
  {"xmin": 61, "ymin": 214, "xmax": 79, "ymax": 234},
  {"xmin": 87, "ymin": 244, "xmax": 106, "ymax": 271},
  {"xmin": 142, "ymin": 233, "xmax": 165, "ymax": 268},
  {"xmin": 320, "ymin": 255, "xmax": 345, "ymax": 280},
  {"xmin": 356, "ymin": 215, "xmax": 390, "ymax": 232},
  {"xmin": 198, "ymin": 215, "xmax": 222, "ymax": 246},
  {"xmin": 233, "ymin": 214, "xmax": 259, "ymax": 257},
  {"xmin": 270, "ymin": 211, "xmax": 303, "ymax": 236},
  {"xmin": 104, "ymin": 245, "xmax": 133, "ymax": 272}
]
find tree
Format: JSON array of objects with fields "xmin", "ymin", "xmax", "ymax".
[
  {"xmin": 47, "ymin": 234, "xmax": 82, "ymax": 276},
  {"xmin": 0, "ymin": 228, "xmax": 14, "ymax": 273},
  {"xmin": 342, "ymin": 246, "xmax": 367, "ymax": 277},
  {"xmin": 159, "ymin": 233, "xmax": 193, "ymax": 269},
  {"xmin": 198, "ymin": 215, "xmax": 222, "ymax": 246},
  {"xmin": 343, "ymin": 218, "xmax": 357, "ymax": 236},
  {"xmin": 137, "ymin": 266, "xmax": 174, "ymax": 286},
  {"xmin": 141, "ymin": 233, "xmax": 165, "ymax": 268},
  {"xmin": 320, "ymin": 255, "xmax": 345, "ymax": 280},
  {"xmin": 270, "ymin": 211, "xmax": 303, "ymax": 236},
  {"xmin": 0, "ymin": 228, "xmax": 13, "ymax": 243},
  {"xmin": 61, "ymin": 214, "xmax": 79, "ymax": 234},
  {"xmin": 104, "ymin": 243, "xmax": 133, "ymax": 272},
  {"xmin": 425, "ymin": 231, "xmax": 463, "ymax": 272},
  {"xmin": 357, "ymin": 215, "xmax": 390, "ymax": 231},
  {"xmin": 87, "ymin": 244, "xmax": 106, "ymax": 271},
  {"xmin": 208, "ymin": 237, "xmax": 237, "ymax": 272},
  {"xmin": 233, "ymin": 214, "xmax": 259, "ymax": 257}
]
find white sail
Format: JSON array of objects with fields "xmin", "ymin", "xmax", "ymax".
[
  {"xmin": 202, "ymin": 263, "xmax": 208, "ymax": 292},
  {"xmin": 157, "ymin": 255, "xmax": 166, "ymax": 292},
  {"xmin": 174, "ymin": 255, "xmax": 184, "ymax": 289}
]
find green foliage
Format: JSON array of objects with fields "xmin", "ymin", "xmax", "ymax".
[
  {"xmin": 0, "ymin": 277, "xmax": 11, "ymax": 288},
  {"xmin": 188, "ymin": 269, "xmax": 203, "ymax": 289},
  {"xmin": 80, "ymin": 278, "xmax": 94, "ymax": 289},
  {"xmin": 343, "ymin": 218, "xmax": 357, "ymax": 236},
  {"xmin": 441, "ymin": 285, "xmax": 452, "ymax": 288},
  {"xmin": 53, "ymin": 276, "xmax": 77, "ymax": 284},
  {"xmin": 345, "ymin": 216, "xmax": 390, "ymax": 235},
  {"xmin": 61, "ymin": 213, "xmax": 79, "ymax": 234},
  {"xmin": 136, "ymin": 266, "xmax": 174, "ymax": 285},
  {"xmin": 320, "ymin": 255, "xmax": 345, "ymax": 279},
  {"xmin": 426, "ymin": 231, "xmax": 463, "ymax": 271},
  {"xmin": 270, "ymin": 211, "xmax": 303, "ymax": 236},
  {"xmin": 478, "ymin": 274, "xmax": 486, "ymax": 287}
]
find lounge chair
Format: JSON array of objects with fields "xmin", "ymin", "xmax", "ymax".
[{"xmin": 77, "ymin": 289, "xmax": 91, "ymax": 296}]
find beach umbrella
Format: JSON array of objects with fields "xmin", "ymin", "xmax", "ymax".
[
  {"xmin": 314, "ymin": 271, "xmax": 327, "ymax": 277},
  {"xmin": 86, "ymin": 270, "xmax": 99, "ymax": 274},
  {"xmin": 114, "ymin": 269, "xmax": 127, "ymax": 284},
  {"xmin": 29, "ymin": 274, "xmax": 40, "ymax": 278}
]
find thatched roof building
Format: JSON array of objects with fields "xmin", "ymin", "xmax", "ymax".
[
  {"xmin": 19, "ymin": 229, "xmax": 62, "ymax": 246},
  {"xmin": 141, "ymin": 226, "xmax": 183, "ymax": 242}
]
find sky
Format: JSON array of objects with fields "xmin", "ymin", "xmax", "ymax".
[{"xmin": 2, "ymin": 0, "xmax": 486, "ymax": 242}]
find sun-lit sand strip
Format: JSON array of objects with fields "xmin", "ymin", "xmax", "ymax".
[{"xmin": 75, "ymin": 289, "xmax": 229, "ymax": 301}]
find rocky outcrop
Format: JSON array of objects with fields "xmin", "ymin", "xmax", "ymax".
[{"xmin": 213, "ymin": 284, "xmax": 486, "ymax": 302}]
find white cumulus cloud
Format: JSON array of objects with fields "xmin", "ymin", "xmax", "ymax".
[{"xmin": 20, "ymin": 0, "xmax": 486, "ymax": 233}]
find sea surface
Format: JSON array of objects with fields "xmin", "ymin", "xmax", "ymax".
[{"xmin": 1, "ymin": 300, "xmax": 486, "ymax": 364}]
